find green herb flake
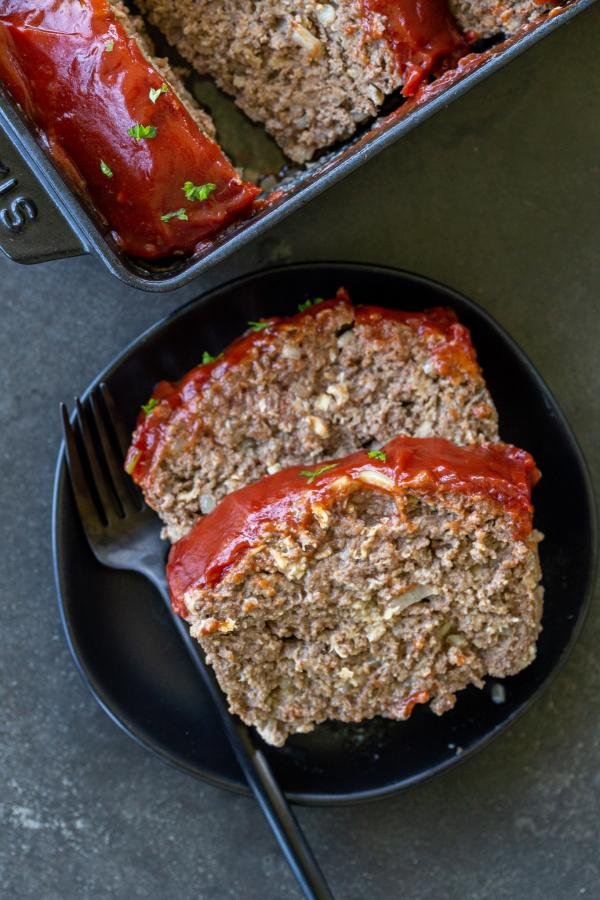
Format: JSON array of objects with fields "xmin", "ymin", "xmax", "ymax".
[
  {"xmin": 201, "ymin": 351, "xmax": 224, "ymax": 364},
  {"xmin": 367, "ymin": 449, "xmax": 387, "ymax": 462},
  {"xmin": 182, "ymin": 181, "xmax": 217, "ymax": 202},
  {"xmin": 99, "ymin": 159, "xmax": 113, "ymax": 179},
  {"xmin": 128, "ymin": 123, "xmax": 158, "ymax": 140},
  {"xmin": 141, "ymin": 398, "xmax": 159, "ymax": 415},
  {"xmin": 160, "ymin": 208, "xmax": 188, "ymax": 222},
  {"xmin": 299, "ymin": 463, "xmax": 337, "ymax": 485},
  {"xmin": 248, "ymin": 320, "xmax": 272, "ymax": 332},
  {"xmin": 298, "ymin": 297, "xmax": 324, "ymax": 312},
  {"xmin": 149, "ymin": 83, "xmax": 169, "ymax": 104},
  {"xmin": 105, "ymin": 40, "xmax": 114, "ymax": 52}
]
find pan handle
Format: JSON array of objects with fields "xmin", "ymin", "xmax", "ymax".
[{"xmin": 0, "ymin": 123, "xmax": 87, "ymax": 264}]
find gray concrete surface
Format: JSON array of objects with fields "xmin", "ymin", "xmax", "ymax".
[{"xmin": 1, "ymin": 6, "xmax": 600, "ymax": 898}]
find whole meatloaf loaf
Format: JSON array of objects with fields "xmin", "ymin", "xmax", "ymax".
[
  {"xmin": 126, "ymin": 291, "xmax": 499, "ymax": 541},
  {"xmin": 167, "ymin": 435, "xmax": 543, "ymax": 746},
  {"xmin": 136, "ymin": 0, "xmax": 554, "ymax": 163}
]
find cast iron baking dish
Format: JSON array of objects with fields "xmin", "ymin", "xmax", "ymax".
[
  {"xmin": 1, "ymin": 0, "xmax": 597, "ymax": 291},
  {"xmin": 52, "ymin": 263, "xmax": 596, "ymax": 804}
]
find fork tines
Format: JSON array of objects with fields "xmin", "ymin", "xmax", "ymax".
[{"xmin": 61, "ymin": 384, "xmax": 140, "ymax": 531}]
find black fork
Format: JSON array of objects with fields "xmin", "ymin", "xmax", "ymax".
[{"xmin": 61, "ymin": 382, "xmax": 333, "ymax": 900}]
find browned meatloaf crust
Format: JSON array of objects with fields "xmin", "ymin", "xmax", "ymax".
[
  {"xmin": 135, "ymin": 0, "xmax": 557, "ymax": 162},
  {"xmin": 167, "ymin": 435, "xmax": 543, "ymax": 746},
  {"xmin": 127, "ymin": 292, "xmax": 499, "ymax": 541}
]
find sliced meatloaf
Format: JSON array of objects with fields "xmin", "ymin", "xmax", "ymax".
[
  {"xmin": 135, "ymin": 0, "xmax": 558, "ymax": 162},
  {"xmin": 126, "ymin": 291, "xmax": 499, "ymax": 541},
  {"xmin": 134, "ymin": 0, "xmax": 465, "ymax": 163},
  {"xmin": 167, "ymin": 435, "xmax": 543, "ymax": 746}
]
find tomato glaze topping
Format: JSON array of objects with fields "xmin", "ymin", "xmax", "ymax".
[
  {"xmin": 125, "ymin": 289, "xmax": 482, "ymax": 484},
  {"xmin": 167, "ymin": 436, "xmax": 540, "ymax": 617},
  {"xmin": 360, "ymin": 0, "xmax": 466, "ymax": 96}
]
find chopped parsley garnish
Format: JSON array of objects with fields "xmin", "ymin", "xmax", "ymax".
[
  {"xmin": 299, "ymin": 463, "xmax": 337, "ymax": 485},
  {"xmin": 105, "ymin": 40, "xmax": 114, "ymax": 52},
  {"xmin": 298, "ymin": 297, "xmax": 324, "ymax": 312},
  {"xmin": 201, "ymin": 351, "xmax": 223, "ymax": 364},
  {"xmin": 367, "ymin": 449, "xmax": 387, "ymax": 462},
  {"xmin": 248, "ymin": 321, "xmax": 272, "ymax": 331},
  {"xmin": 160, "ymin": 208, "xmax": 188, "ymax": 222},
  {"xmin": 128, "ymin": 123, "xmax": 157, "ymax": 140},
  {"xmin": 182, "ymin": 181, "xmax": 217, "ymax": 202},
  {"xmin": 141, "ymin": 398, "xmax": 159, "ymax": 415},
  {"xmin": 99, "ymin": 160, "xmax": 113, "ymax": 179},
  {"xmin": 149, "ymin": 83, "xmax": 169, "ymax": 104}
]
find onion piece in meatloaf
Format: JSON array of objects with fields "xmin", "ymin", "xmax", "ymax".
[
  {"xmin": 135, "ymin": 0, "xmax": 555, "ymax": 163},
  {"xmin": 167, "ymin": 435, "xmax": 543, "ymax": 746},
  {"xmin": 126, "ymin": 290, "xmax": 500, "ymax": 542}
]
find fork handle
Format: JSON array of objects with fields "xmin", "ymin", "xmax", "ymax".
[{"xmin": 152, "ymin": 580, "xmax": 334, "ymax": 900}]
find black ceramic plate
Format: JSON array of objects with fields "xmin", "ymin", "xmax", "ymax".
[{"xmin": 52, "ymin": 263, "xmax": 596, "ymax": 806}]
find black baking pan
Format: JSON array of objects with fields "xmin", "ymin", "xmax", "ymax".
[
  {"xmin": 52, "ymin": 262, "xmax": 597, "ymax": 804},
  {"xmin": 1, "ymin": 0, "xmax": 597, "ymax": 292}
]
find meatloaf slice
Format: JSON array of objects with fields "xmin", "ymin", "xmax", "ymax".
[
  {"xmin": 135, "ymin": 0, "xmax": 465, "ymax": 163},
  {"xmin": 126, "ymin": 291, "xmax": 499, "ymax": 542},
  {"xmin": 167, "ymin": 435, "xmax": 543, "ymax": 746}
]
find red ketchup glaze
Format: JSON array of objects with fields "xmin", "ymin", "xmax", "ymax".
[
  {"xmin": 125, "ymin": 289, "xmax": 482, "ymax": 484},
  {"xmin": 0, "ymin": 0, "xmax": 259, "ymax": 258},
  {"xmin": 167, "ymin": 436, "xmax": 540, "ymax": 618},
  {"xmin": 360, "ymin": 0, "xmax": 466, "ymax": 96}
]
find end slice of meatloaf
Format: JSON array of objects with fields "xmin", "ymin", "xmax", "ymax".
[
  {"xmin": 167, "ymin": 435, "xmax": 543, "ymax": 746},
  {"xmin": 126, "ymin": 290, "xmax": 500, "ymax": 542}
]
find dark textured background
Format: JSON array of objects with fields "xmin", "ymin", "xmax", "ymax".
[{"xmin": 2, "ymin": 7, "xmax": 599, "ymax": 898}]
